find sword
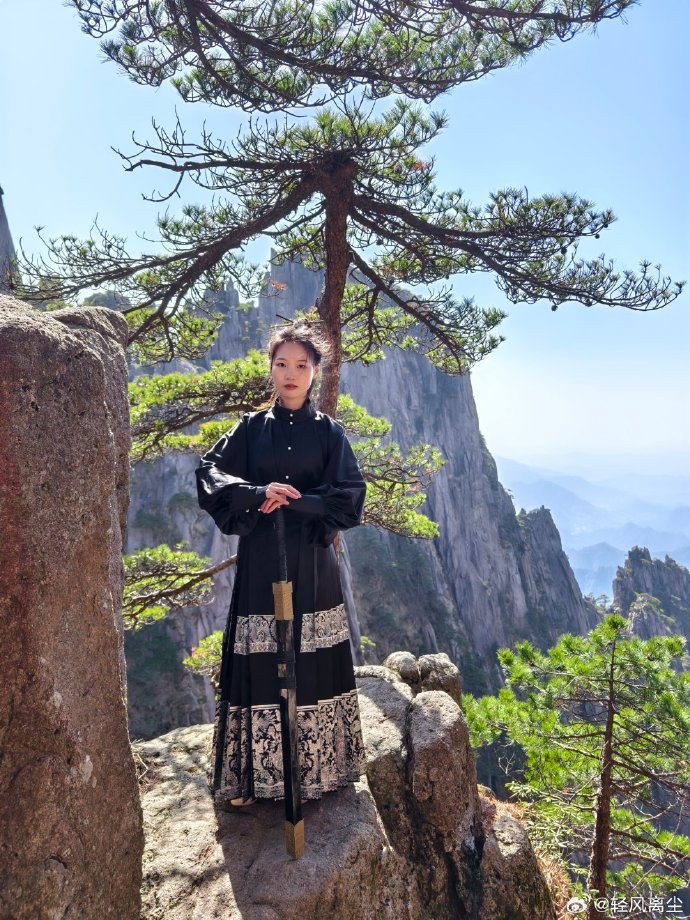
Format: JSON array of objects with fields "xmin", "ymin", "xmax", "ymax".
[{"xmin": 272, "ymin": 507, "xmax": 304, "ymax": 858}]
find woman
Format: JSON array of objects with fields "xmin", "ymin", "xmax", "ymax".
[{"xmin": 195, "ymin": 321, "xmax": 367, "ymax": 806}]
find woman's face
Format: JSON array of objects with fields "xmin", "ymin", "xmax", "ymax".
[{"xmin": 271, "ymin": 341, "xmax": 318, "ymax": 409}]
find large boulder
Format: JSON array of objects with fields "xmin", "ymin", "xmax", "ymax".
[
  {"xmin": 135, "ymin": 656, "xmax": 555, "ymax": 919},
  {"xmin": 0, "ymin": 296, "xmax": 143, "ymax": 919},
  {"xmin": 478, "ymin": 789, "xmax": 556, "ymax": 920},
  {"xmin": 136, "ymin": 725, "xmax": 412, "ymax": 920}
]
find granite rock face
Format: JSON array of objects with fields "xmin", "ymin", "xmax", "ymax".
[
  {"xmin": 342, "ymin": 350, "xmax": 597, "ymax": 686},
  {"xmin": 135, "ymin": 656, "xmax": 555, "ymax": 920},
  {"xmin": 383, "ymin": 650, "xmax": 464, "ymax": 705},
  {"xmin": 477, "ymin": 789, "xmax": 556, "ymax": 920},
  {"xmin": 0, "ymin": 295, "xmax": 143, "ymax": 919},
  {"xmin": 613, "ymin": 546, "xmax": 690, "ymax": 642}
]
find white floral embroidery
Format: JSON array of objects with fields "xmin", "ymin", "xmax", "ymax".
[
  {"xmin": 300, "ymin": 604, "xmax": 350, "ymax": 652},
  {"xmin": 233, "ymin": 604, "xmax": 349, "ymax": 655},
  {"xmin": 233, "ymin": 615, "xmax": 277, "ymax": 655},
  {"xmin": 212, "ymin": 689, "xmax": 366, "ymax": 803}
]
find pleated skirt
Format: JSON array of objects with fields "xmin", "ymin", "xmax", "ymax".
[{"xmin": 211, "ymin": 515, "xmax": 366, "ymax": 802}]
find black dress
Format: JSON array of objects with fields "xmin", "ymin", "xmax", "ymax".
[{"xmin": 195, "ymin": 398, "xmax": 367, "ymax": 803}]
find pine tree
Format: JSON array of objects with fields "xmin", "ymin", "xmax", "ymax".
[
  {"xmin": 16, "ymin": 1, "xmax": 682, "ymax": 414},
  {"xmin": 465, "ymin": 615, "xmax": 690, "ymax": 917},
  {"xmin": 13, "ymin": 1, "xmax": 684, "ymax": 623}
]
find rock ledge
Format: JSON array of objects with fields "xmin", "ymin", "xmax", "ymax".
[{"xmin": 136, "ymin": 655, "xmax": 554, "ymax": 920}]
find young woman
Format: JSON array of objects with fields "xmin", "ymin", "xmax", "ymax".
[{"xmin": 195, "ymin": 321, "xmax": 367, "ymax": 806}]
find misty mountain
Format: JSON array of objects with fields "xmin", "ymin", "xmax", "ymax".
[{"xmin": 495, "ymin": 457, "xmax": 690, "ymax": 600}]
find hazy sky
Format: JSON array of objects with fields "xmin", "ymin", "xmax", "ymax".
[{"xmin": 1, "ymin": 1, "xmax": 688, "ymax": 473}]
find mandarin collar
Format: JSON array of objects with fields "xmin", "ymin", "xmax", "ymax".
[{"xmin": 273, "ymin": 397, "xmax": 315, "ymax": 422}]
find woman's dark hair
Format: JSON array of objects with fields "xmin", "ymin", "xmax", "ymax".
[{"xmin": 267, "ymin": 319, "xmax": 330, "ymax": 368}]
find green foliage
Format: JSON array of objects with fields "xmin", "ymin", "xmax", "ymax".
[
  {"xmin": 73, "ymin": 1, "xmax": 638, "ymax": 111},
  {"xmin": 183, "ymin": 630, "xmax": 224, "ymax": 688},
  {"xmin": 17, "ymin": 96, "xmax": 681, "ymax": 367},
  {"xmin": 129, "ymin": 350, "xmax": 271, "ymax": 462},
  {"xmin": 355, "ymin": 439, "xmax": 442, "ymax": 538},
  {"xmin": 123, "ymin": 543, "xmax": 215, "ymax": 628},
  {"xmin": 335, "ymin": 393, "xmax": 391, "ymax": 439},
  {"xmin": 465, "ymin": 615, "xmax": 690, "ymax": 899},
  {"xmin": 359, "ymin": 634, "xmax": 377, "ymax": 662},
  {"xmin": 337, "ymin": 394, "xmax": 443, "ymax": 538},
  {"xmin": 338, "ymin": 281, "xmax": 505, "ymax": 373}
]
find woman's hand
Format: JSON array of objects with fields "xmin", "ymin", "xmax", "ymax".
[{"xmin": 260, "ymin": 482, "xmax": 302, "ymax": 514}]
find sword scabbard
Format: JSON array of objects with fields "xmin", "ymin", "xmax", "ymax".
[{"xmin": 272, "ymin": 508, "xmax": 304, "ymax": 858}]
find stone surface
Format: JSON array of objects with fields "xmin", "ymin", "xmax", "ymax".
[
  {"xmin": 356, "ymin": 669, "xmax": 416, "ymax": 860},
  {"xmin": 137, "ymin": 726, "xmax": 413, "ymax": 920},
  {"xmin": 478, "ymin": 790, "xmax": 556, "ymax": 920},
  {"xmin": 382, "ymin": 650, "xmax": 421, "ymax": 688},
  {"xmin": 420, "ymin": 653, "xmax": 462, "ymax": 704},
  {"xmin": 0, "ymin": 295, "xmax": 143, "ymax": 919},
  {"xmin": 613, "ymin": 546, "xmax": 690, "ymax": 642},
  {"xmin": 135, "ymin": 658, "xmax": 554, "ymax": 920},
  {"xmin": 408, "ymin": 691, "xmax": 479, "ymax": 836},
  {"xmin": 381, "ymin": 652, "xmax": 463, "ymax": 706}
]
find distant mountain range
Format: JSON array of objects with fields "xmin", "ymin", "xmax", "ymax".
[{"xmin": 495, "ymin": 457, "xmax": 690, "ymax": 599}]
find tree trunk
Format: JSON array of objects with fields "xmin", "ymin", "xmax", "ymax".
[
  {"xmin": 316, "ymin": 161, "xmax": 356, "ymax": 418},
  {"xmin": 587, "ymin": 641, "xmax": 617, "ymax": 920}
]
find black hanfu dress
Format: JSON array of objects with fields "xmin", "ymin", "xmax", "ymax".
[{"xmin": 195, "ymin": 398, "xmax": 367, "ymax": 803}]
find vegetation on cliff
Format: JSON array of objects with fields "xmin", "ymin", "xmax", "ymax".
[{"xmin": 465, "ymin": 614, "xmax": 690, "ymax": 918}]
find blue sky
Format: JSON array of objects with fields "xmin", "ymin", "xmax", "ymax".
[{"xmin": 1, "ymin": 0, "xmax": 688, "ymax": 474}]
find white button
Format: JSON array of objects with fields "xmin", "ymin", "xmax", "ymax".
[
  {"xmin": 288, "ymin": 446, "xmax": 292, "ymax": 450},
  {"xmin": 285, "ymin": 475, "xmax": 290, "ymax": 479},
  {"xmin": 290, "ymin": 412, "xmax": 294, "ymax": 417},
  {"xmin": 289, "ymin": 421, "xmax": 293, "ymax": 425}
]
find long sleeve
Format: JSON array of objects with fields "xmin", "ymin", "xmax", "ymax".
[
  {"xmin": 286, "ymin": 422, "xmax": 366, "ymax": 544},
  {"xmin": 195, "ymin": 417, "xmax": 267, "ymax": 536}
]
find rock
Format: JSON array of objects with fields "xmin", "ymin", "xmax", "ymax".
[
  {"xmin": 0, "ymin": 296, "xmax": 143, "ymax": 919},
  {"xmin": 408, "ymin": 691, "xmax": 480, "ymax": 836},
  {"xmin": 379, "ymin": 653, "xmax": 462, "ymax": 707},
  {"xmin": 137, "ymin": 725, "xmax": 414, "ymax": 920},
  {"xmin": 478, "ymin": 790, "xmax": 556, "ymax": 920},
  {"xmin": 419, "ymin": 653, "xmax": 462, "ymax": 704},
  {"xmin": 614, "ymin": 547, "xmax": 690, "ymax": 643},
  {"xmin": 405, "ymin": 691, "xmax": 484, "ymax": 917},
  {"xmin": 357, "ymin": 670, "xmax": 415, "ymax": 859},
  {"xmin": 135, "ymin": 656, "xmax": 554, "ymax": 920},
  {"xmin": 0, "ymin": 187, "xmax": 15, "ymax": 291},
  {"xmin": 382, "ymin": 650, "xmax": 421, "ymax": 687}
]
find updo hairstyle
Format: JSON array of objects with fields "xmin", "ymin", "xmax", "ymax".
[{"xmin": 267, "ymin": 319, "xmax": 330, "ymax": 370}]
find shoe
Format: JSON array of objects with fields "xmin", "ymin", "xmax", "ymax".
[{"xmin": 229, "ymin": 796, "xmax": 257, "ymax": 807}]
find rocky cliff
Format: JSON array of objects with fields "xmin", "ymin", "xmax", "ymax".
[
  {"xmin": 0, "ymin": 186, "xmax": 16, "ymax": 291},
  {"xmin": 0, "ymin": 295, "xmax": 143, "ymax": 919},
  {"xmin": 125, "ymin": 259, "xmax": 596, "ymax": 737},
  {"xmin": 134, "ymin": 654, "xmax": 557, "ymax": 920},
  {"xmin": 342, "ymin": 350, "xmax": 596, "ymax": 689},
  {"xmin": 613, "ymin": 546, "xmax": 690, "ymax": 642}
]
